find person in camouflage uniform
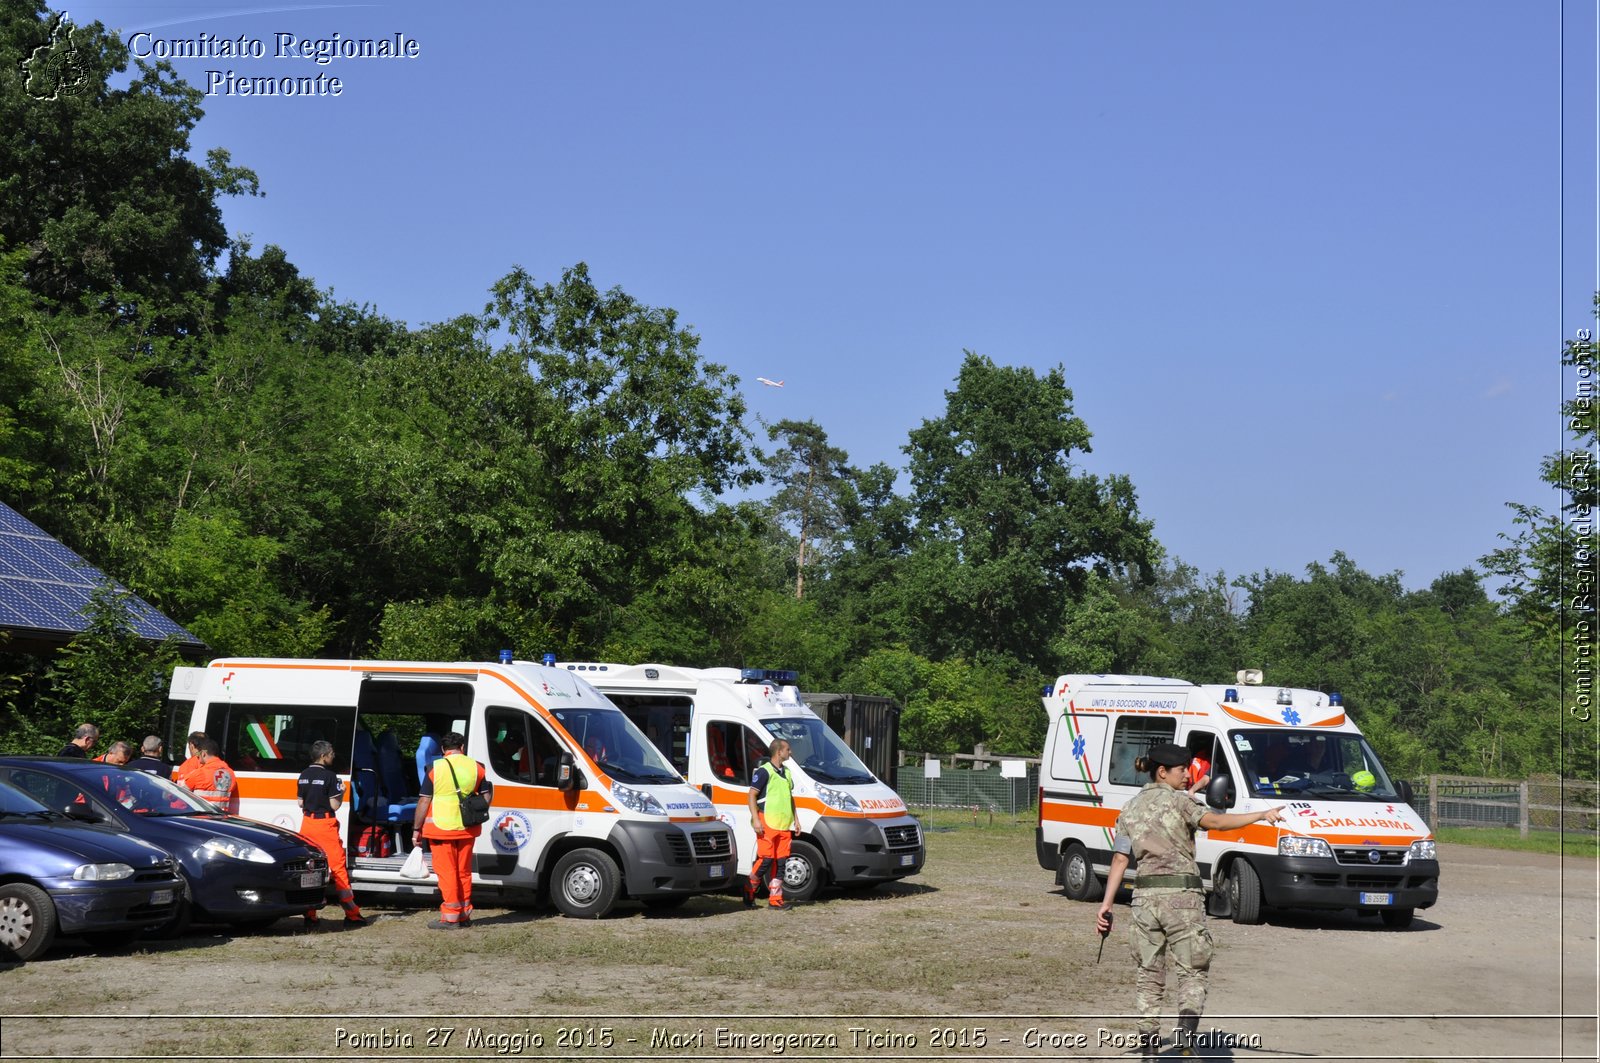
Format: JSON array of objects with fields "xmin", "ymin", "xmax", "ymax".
[{"xmin": 1095, "ymin": 742, "xmax": 1284, "ymax": 1060}]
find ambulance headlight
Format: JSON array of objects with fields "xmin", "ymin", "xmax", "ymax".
[
  {"xmin": 1277, "ymin": 835, "xmax": 1333, "ymax": 859},
  {"xmin": 814, "ymin": 784, "xmax": 861, "ymax": 813},
  {"xmin": 1408, "ymin": 839, "xmax": 1437, "ymax": 862},
  {"xmin": 201, "ymin": 837, "xmax": 275, "ymax": 863},
  {"xmin": 73, "ymin": 862, "xmax": 134, "ymax": 881},
  {"xmin": 610, "ymin": 783, "xmax": 667, "ymax": 817}
]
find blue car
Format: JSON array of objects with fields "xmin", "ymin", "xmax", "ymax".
[
  {"xmin": 0, "ymin": 758, "xmax": 328, "ymax": 934},
  {"xmin": 0, "ymin": 777, "xmax": 184, "ymax": 960}
]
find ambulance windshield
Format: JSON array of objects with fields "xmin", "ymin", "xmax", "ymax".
[
  {"xmin": 549, "ymin": 707, "xmax": 683, "ymax": 785},
  {"xmin": 1230, "ymin": 730, "xmax": 1402, "ymax": 800},
  {"xmin": 761, "ymin": 717, "xmax": 875, "ymax": 785}
]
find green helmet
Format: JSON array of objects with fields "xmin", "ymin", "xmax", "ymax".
[{"xmin": 1351, "ymin": 770, "xmax": 1376, "ymax": 792}]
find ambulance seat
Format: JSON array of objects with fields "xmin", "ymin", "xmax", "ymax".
[
  {"xmin": 373, "ymin": 731, "xmax": 419, "ymax": 824},
  {"xmin": 416, "ymin": 733, "xmax": 442, "ymax": 788},
  {"xmin": 350, "ymin": 729, "xmax": 382, "ymax": 822}
]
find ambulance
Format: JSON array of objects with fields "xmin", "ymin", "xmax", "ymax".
[
  {"xmin": 561, "ymin": 663, "xmax": 925, "ymax": 903},
  {"xmin": 168, "ymin": 656, "xmax": 735, "ymax": 918},
  {"xmin": 1036, "ymin": 672, "xmax": 1439, "ymax": 928}
]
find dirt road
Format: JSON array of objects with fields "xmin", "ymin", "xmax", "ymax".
[{"xmin": 1, "ymin": 831, "xmax": 1594, "ymax": 1061}]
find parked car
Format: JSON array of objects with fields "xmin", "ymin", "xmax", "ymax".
[
  {"xmin": 0, "ymin": 777, "xmax": 184, "ymax": 960},
  {"xmin": 0, "ymin": 758, "xmax": 328, "ymax": 934}
]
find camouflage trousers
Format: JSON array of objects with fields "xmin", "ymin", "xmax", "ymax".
[{"xmin": 1127, "ymin": 889, "xmax": 1213, "ymax": 1035}]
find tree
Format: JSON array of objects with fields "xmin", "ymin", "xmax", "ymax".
[
  {"xmin": 0, "ymin": 5, "xmax": 259, "ymax": 312},
  {"xmin": 760, "ymin": 419, "xmax": 852, "ymax": 599},
  {"xmin": 902, "ymin": 352, "xmax": 1158, "ymax": 668}
]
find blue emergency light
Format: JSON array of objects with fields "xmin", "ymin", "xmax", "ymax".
[
  {"xmin": 739, "ymin": 668, "xmax": 799, "ymax": 685},
  {"xmin": 542, "ymin": 652, "xmax": 557, "ymax": 667},
  {"xmin": 1224, "ymin": 687, "xmax": 1239, "ymax": 703},
  {"xmin": 1329, "ymin": 691, "xmax": 1343, "ymax": 706},
  {"xmin": 499, "ymin": 649, "xmax": 513, "ymax": 664}
]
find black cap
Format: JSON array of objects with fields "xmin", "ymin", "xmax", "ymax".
[{"xmin": 1147, "ymin": 742, "xmax": 1190, "ymax": 768}]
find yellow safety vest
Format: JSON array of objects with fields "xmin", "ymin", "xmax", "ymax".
[
  {"xmin": 429, "ymin": 753, "xmax": 481, "ymax": 832},
  {"xmin": 759, "ymin": 761, "xmax": 795, "ymax": 831}
]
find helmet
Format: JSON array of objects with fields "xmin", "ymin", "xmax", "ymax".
[{"xmin": 1351, "ymin": 770, "xmax": 1376, "ymax": 792}]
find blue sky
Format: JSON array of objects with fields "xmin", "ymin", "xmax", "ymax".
[{"xmin": 69, "ymin": 1, "xmax": 1597, "ymax": 591}]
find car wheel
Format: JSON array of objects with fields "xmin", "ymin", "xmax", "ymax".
[
  {"xmin": 0, "ymin": 883, "xmax": 58, "ymax": 961},
  {"xmin": 1381, "ymin": 907, "xmax": 1415, "ymax": 929},
  {"xmin": 781, "ymin": 840, "xmax": 826, "ymax": 904},
  {"xmin": 1060, "ymin": 843, "xmax": 1101, "ymax": 902},
  {"xmin": 550, "ymin": 848, "xmax": 621, "ymax": 919},
  {"xmin": 1228, "ymin": 860, "xmax": 1265, "ymax": 925}
]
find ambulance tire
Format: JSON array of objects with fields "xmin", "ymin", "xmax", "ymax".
[
  {"xmin": 1060, "ymin": 844, "xmax": 1100, "ymax": 902},
  {"xmin": 782, "ymin": 840, "xmax": 826, "ymax": 904},
  {"xmin": 551, "ymin": 848, "xmax": 621, "ymax": 919},
  {"xmin": 1227, "ymin": 860, "xmax": 1264, "ymax": 925},
  {"xmin": 0, "ymin": 883, "xmax": 56, "ymax": 961},
  {"xmin": 1380, "ymin": 907, "xmax": 1415, "ymax": 929}
]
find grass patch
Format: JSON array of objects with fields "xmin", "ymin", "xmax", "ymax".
[{"xmin": 1436, "ymin": 826, "xmax": 1599, "ymax": 858}]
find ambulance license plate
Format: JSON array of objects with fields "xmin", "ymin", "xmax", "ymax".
[
  {"xmin": 301, "ymin": 871, "xmax": 325, "ymax": 888},
  {"xmin": 708, "ymin": 864, "xmax": 725, "ymax": 879},
  {"xmin": 1360, "ymin": 892, "xmax": 1393, "ymax": 906},
  {"xmin": 900, "ymin": 854, "xmax": 915, "ymax": 866},
  {"xmin": 150, "ymin": 889, "xmax": 174, "ymax": 906}
]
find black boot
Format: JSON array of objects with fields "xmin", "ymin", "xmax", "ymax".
[
  {"xmin": 1137, "ymin": 1030, "xmax": 1161, "ymax": 1062},
  {"xmin": 1173, "ymin": 1013, "xmax": 1200, "ymax": 1057}
]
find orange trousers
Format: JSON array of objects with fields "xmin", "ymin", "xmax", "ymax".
[
  {"xmin": 430, "ymin": 837, "xmax": 475, "ymax": 924},
  {"xmin": 299, "ymin": 816, "xmax": 363, "ymax": 919},
  {"xmin": 746, "ymin": 815, "xmax": 793, "ymax": 906}
]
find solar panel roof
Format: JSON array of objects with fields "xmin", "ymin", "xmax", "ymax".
[{"xmin": 0, "ymin": 502, "xmax": 201, "ymax": 645}]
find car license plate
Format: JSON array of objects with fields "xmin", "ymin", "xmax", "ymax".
[
  {"xmin": 708, "ymin": 864, "xmax": 725, "ymax": 878},
  {"xmin": 900, "ymin": 854, "xmax": 915, "ymax": 866},
  {"xmin": 1360, "ymin": 891, "xmax": 1393, "ymax": 906},
  {"xmin": 150, "ymin": 889, "xmax": 174, "ymax": 906},
  {"xmin": 301, "ymin": 871, "xmax": 325, "ymax": 888}
]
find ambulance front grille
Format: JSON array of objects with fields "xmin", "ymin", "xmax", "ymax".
[
  {"xmin": 690, "ymin": 830, "xmax": 733, "ymax": 863},
  {"xmin": 884, "ymin": 825, "xmax": 920, "ymax": 850},
  {"xmin": 1332, "ymin": 848, "xmax": 1406, "ymax": 866}
]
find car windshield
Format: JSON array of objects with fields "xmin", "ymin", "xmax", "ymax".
[
  {"xmin": 101, "ymin": 769, "xmax": 215, "ymax": 816},
  {"xmin": 549, "ymin": 707, "xmax": 683, "ymax": 785},
  {"xmin": 761, "ymin": 717, "xmax": 875, "ymax": 785},
  {"xmin": 1229, "ymin": 730, "xmax": 1404, "ymax": 800}
]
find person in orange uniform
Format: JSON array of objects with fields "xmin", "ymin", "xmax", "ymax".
[
  {"xmin": 178, "ymin": 737, "xmax": 238, "ymax": 814},
  {"xmin": 412, "ymin": 731, "xmax": 489, "ymax": 930},
  {"xmin": 174, "ymin": 731, "xmax": 206, "ymax": 781},
  {"xmin": 745, "ymin": 738, "xmax": 797, "ymax": 910},
  {"xmin": 296, "ymin": 740, "xmax": 366, "ymax": 929}
]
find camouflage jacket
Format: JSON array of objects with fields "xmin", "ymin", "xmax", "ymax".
[{"xmin": 1113, "ymin": 782, "xmax": 1206, "ymax": 878}]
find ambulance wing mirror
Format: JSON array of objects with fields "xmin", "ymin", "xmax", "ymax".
[
  {"xmin": 1205, "ymin": 774, "xmax": 1236, "ymax": 811},
  {"xmin": 553, "ymin": 752, "xmax": 581, "ymax": 792},
  {"xmin": 1396, "ymin": 779, "xmax": 1414, "ymax": 804}
]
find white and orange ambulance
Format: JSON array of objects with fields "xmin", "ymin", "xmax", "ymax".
[
  {"xmin": 561, "ymin": 663, "xmax": 925, "ymax": 903},
  {"xmin": 168, "ymin": 656, "xmax": 734, "ymax": 918},
  {"xmin": 1036, "ymin": 671, "xmax": 1439, "ymax": 927}
]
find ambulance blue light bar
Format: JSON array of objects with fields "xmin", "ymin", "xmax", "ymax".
[
  {"xmin": 739, "ymin": 668, "xmax": 799, "ymax": 685},
  {"xmin": 1224, "ymin": 688, "xmax": 1239, "ymax": 703},
  {"xmin": 1329, "ymin": 691, "xmax": 1343, "ymax": 706}
]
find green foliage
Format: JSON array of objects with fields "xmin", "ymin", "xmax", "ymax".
[
  {"xmin": 760, "ymin": 419, "xmax": 853, "ymax": 599},
  {"xmin": 840, "ymin": 646, "xmax": 1041, "ymax": 754},
  {"xmin": 903, "ymin": 352, "xmax": 1158, "ymax": 668}
]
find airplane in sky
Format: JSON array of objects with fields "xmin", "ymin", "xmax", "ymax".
[{"xmin": 756, "ymin": 377, "xmax": 785, "ymax": 388}]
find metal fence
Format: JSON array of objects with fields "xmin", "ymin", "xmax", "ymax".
[
  {"xmin": 895, "ymin": 753, "xmax": 1041, "ymax": 821},
  {"xmin": 1413, "ymin": 775, "xmax": 1600, "ymax": 836}
]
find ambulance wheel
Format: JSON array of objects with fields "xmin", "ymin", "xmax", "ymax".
[
  {"xmin": 1381, "ymin": 907, "xmax": 1415, "ymax": 929},
  {"xmin": 1227, "ymin": 861, "xmax": 1264, "ymax": 925},
  {"xmin": 0, "ymin": 884, "xmax": 57, "ymax": 961},
  {"xmin": 551, "ymin": 848, "xmax": 620, "ymax": 918},
  {"xmin": 1060, "ymin": 844, "xmax": 1100, "ymax": 902},
  {"xmin": 782, "ymin": 841, "xmax": 826, "ymax": 904}
]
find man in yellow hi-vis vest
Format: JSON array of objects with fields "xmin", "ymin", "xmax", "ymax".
[
  {"xmin": 412, "ymin": 732, "xmax": 490, "ymax": 930},
  {"xmin": 745, "ymin": 738, "xmax": 797, "ymax": 910}
]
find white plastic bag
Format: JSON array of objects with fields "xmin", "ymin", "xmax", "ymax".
[{"xmin": 399, "ymin": 845, "xmax": 429, "ymax": 879}]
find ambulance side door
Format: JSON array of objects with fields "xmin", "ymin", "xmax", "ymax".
[
  {"xmin": 701, "ymin": 718, "xmax": 767, "ymax": 874},
  {"xmin": 480, "ymin": 706, "xmax": 578, "ymax": 882}
]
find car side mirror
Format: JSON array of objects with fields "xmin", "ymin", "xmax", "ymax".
[
  {"xmin": 554, "ymin": 752, "xmax": 579, "ymax": 792},
  {"xmin": 1205, "ymin": 774, "xmax": 1236, "ymax": 811},
  {"xmin": 64, "ymin": 802, "xmax": 99, "ymax": 822},
  {"xmin": 1397, "ymin": 778, "xmax": 1414, "ymax": 804}
]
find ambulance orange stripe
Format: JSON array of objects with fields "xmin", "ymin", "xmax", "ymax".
[
  {"xmin": 1218, "ymin": 703, "xmax": 1286, "ymax": 726},
  {"xmin": 703, "ymin": 783, "xmax": 907, "ymax": 819},
  {"xmin": 1038, "ymin": 799, "xmax": 1119, "ymax": 829},
  {"xmin": 1043, "ymin": 803, "xmax": 1429, "ymax": 848}
]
